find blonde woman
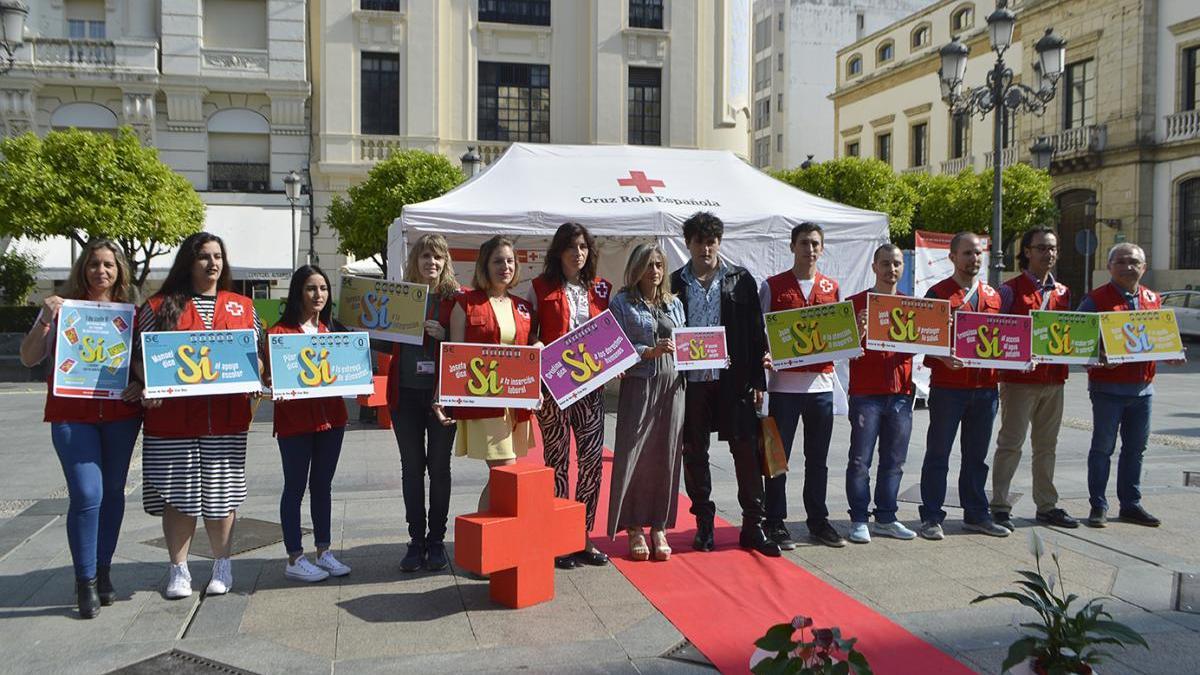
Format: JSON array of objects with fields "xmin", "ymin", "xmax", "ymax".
[
  {"xmin": 19, "ymin": 240, "xmax": 143, "ymax": 618},
  {"xmin": 606, "ymin": 244, "xmax": 687, "ymax": 561},
  {"xmin": 388, "ymin": 234, "xmax": 461, "ymax": 572}
]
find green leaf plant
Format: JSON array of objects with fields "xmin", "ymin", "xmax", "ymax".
[{"xmin": 751, "ymin": 615, "xmax": 873, "ymax": 675}]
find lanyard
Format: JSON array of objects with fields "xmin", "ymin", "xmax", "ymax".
[{"xmin": 961, "ymin": 282, "xmax": 979, "ymax": 311}]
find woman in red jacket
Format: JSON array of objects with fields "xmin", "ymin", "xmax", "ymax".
[
  {"xmin": 19, "ymin": 240, "xmax": 143, "ymax": 619},
  {"xmin": 268, "ymin": 265, "xmax": 352, "ymax": 583},
  {"xmin": 138, "ymin": 232, "xmax": 263, "ymax": 600}
]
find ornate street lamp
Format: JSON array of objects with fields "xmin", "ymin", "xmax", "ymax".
[
  {"xmin": 460, "ymin": 146, "xmax": 482, "ymax": 177},
  {"xmin": 937, "ymin": 0, "xmax": 1066, "ymax": 286},
  {"xmin": 800, "ymin": 154, "xmax": 815, "ymax": 169},
  {"xmin": 283, "ymin": 170, "xmax": 303, "ymax": 267},
  {"xmin": 0, "ymin": 0, "xmax": 29, "ymax": 74}
]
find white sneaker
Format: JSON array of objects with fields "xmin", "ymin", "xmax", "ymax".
[
  {"xmin": 873, "ymin": 521, "xmax": 917, "ymax": 540},
  {"xmin": 847, "ymin": 522, "xmax": 871, "ymax": 544},
  {"xmin": 165, "ymin": 563, "xmax": 192, "ymax": 599},
  {"xmin": 315, "ymin": 551, "xmax": 351, "ymax": 577},
  {"xmin": 285, "ymin": 556, "xmax": 330, "ymax": 583},
  {"xmin": 205, "ymin": 557, "xmax": 232, "ymax": 595},
  {"xmin": 918, "ymin": 521, "xmax": 945, "ymax": 541}
]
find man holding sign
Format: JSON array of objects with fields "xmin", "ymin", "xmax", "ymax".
[
  {"xmin": 1076, "ymin": 243, "xmax": 1170, "ymax": 528},
  {"xmin": 918, "ymin": 232, "xmax": 1009, "ymax": 540}
]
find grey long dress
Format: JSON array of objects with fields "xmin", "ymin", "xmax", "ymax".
[{"xmin": 606, "ymin": 307, "xmax": 686, "ymax": 538}]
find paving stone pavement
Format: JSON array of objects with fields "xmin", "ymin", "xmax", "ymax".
[{"xmin": 0, "ymin": 357, "xmax": 1198, "ymax": 674}]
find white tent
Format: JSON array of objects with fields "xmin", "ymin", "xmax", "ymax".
[{"xmin": 389, "ymin": 143, "xmax": 889, "ymax": 294}]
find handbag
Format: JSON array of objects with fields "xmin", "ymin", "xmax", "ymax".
[{"xmin": 759, "ymin": 415, "xmax": 788, "ymax": 478}]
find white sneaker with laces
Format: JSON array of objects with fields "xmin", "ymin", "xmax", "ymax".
[
  {"xmin": 285, "ymin": 556, "xmax": 330, "ymax": 583},
  {"xmin": 206, "ymin": 557, "xmax": 232, "ymax": 595},
  {"xmin": 315, "ymin": 551, "xmax": 351, "ymax": 577},
  {"xmin": 165, "ymin": 563, "xmax": 192, "ymax": 599},
  {"xmin": 847, "ymin": 522, "xmax": 871, "ymax": 544},
  {"xmin": 873, "ymin": 521, "xmax": 917, "ymax": 540}
]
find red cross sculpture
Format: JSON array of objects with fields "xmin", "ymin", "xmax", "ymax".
[
  {"xmin": 617, "ymin": 170, "xmax": 666, "ymax": 194},
  {"xmin": 454, "ymin": 464, "xmax": 585, "ymax": 608}
]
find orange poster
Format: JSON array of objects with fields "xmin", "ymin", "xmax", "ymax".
[
  {"xmin": 864, "ymin": 293, "xmax": 952, "ymax": 356},
  {"xmin": 438, "ymin": 342, "xmax": 541, "ymax": 409}
]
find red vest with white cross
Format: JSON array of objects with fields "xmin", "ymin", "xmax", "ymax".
[
  {"xmin": 999, "ymin": 272, "xmax": 1071, "ymax": 385},
  {"xmin": 1087, "ymin": 282, "xmax": 1161, "ymax": 386},
  {"xmin": 452, "ymin": 289, "xmax": 535, "ymax": 422},
  {"xmin": 531, "ymin": 276, "xmax": 612, "ymax": 344},
  {"xmin": 766, "ymin": 270, "xmax": 839, "ymax": 374},
  {"xmin": 926, "ymin": 277, "xmax": 1001, "ymax": 390}
]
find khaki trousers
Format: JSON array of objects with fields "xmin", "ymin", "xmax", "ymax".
[{"xmin": 990, "ymin": 382, "xmax": 1064, "ymax": 514}]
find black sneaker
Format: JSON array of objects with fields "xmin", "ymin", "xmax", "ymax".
[
  {"xmin": 808, "ymin": 520, "xmax": 847, "ymax": 548},
  {"xmin": 400, "ymin": 542, "xmax": 426, "ymax": 572},
  {"xmin": 764, "ymin": 522, "xmax": 796, "ymax": 551},
  {"xmin": 573, "ymin": 549, "xmax": 610, "ymax": 566},
  {"xmin": 424, "ymin": 542, "xmax": 449, "ymax": 571},
  {"xmin": 1118, "ymin": 505, "xmax": 1161, "ymax": 527},
  {"xmin": 1036, "ymin": 508, "xmax": 1079, "ymax": 529},
  {"xmin": 1086, "ymin": 507, "xmax": 1107, "ymax": 528},
  {"xmin": 992, "ymin": 512, "xmax": 1015, "ymax": 532},
  {"xmin": 554, "ymin": 555, "xmax": 579, "ymax": 570}
]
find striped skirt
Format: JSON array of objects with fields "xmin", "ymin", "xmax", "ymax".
[{"xmin": 142, "ymin": 434, "xmax": 248, "ymax": 519}]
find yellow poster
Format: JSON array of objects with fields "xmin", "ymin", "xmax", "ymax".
[
  {"xmin": 337, "ymin": 275, "xmax": 429, "ymax": 345},
  {"xmin": 1097, "ymin": 309, "xmax": 1185, "ymax": 364}
]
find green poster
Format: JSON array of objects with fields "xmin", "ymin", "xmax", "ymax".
[
  {"xmin": 1029, "ymin": 310, "xmax": 1100, "ymax": 365},
  {"xmin": 764, "ymin": 301, "xmax": 862, "ymax": 369},
  {"xmin": 253, "ymin": 298, "xmax": 286, "ymax": 328}
]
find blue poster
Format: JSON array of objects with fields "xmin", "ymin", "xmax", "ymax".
[
  {"xmin": 267, "ymin": 331, "xmax": 374, "ymax": 400},
  {"xmin": 53, "ymin": 299, "xmax": 136, "ymax": 400},
  {"xmin": 141, "ymin": 329, "xmax": 262, "ymax": 398}
]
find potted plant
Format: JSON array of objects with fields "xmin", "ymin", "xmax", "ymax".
[
  {"xmin": 972, "ymin": 531, "xmax": 1148, "ymax": 674},
  {"xmin": 750, "ymin": 615, "xmax": 873, "ymax": 674}
]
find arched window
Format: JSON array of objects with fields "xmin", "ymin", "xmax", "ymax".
[
  {"xmin": 847, "ymin": 55, "xmax": 862, "ymax": 77},
  {"xmin": 877, "ymin": 40, "xmax": 895, "ymax": 64},
  {"xmin": 207, "ymin": 109, "xmax": 271, "ymax": 192},
  {"xmin": 1179, "ymin": 177, "xmax": 1200, "ymax": 269},
  {"xmin": 1055, "ymin": 188, "xmax": 1097, "ymax": 294},
  {"xmin": 911, "ymin": 24, "xmax": 930, "ymax": 49},
  {"xmin": 951, "ymin": 5, "xmax": 974, "ymax": 32},
  {"xmin": 50, "ymin": 102, "xmax": 118, "ymax": 132}
]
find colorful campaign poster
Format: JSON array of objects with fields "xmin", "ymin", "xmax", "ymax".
[
  {"xmin": 673, "ymin": 326, "xmax": 729, "ymax": 371},
  {"xmin": 141, "ymin": 329, "xmax": 262, "ymax": 398},
  {"xmin": 864, "ymin": 293, "xmax": 952, "ymax": 356},
  {"xmin": 1097, "ymin": 309, "xmax": 1185, "ymax": 364},
  {"xmin": 267, "ymin": 331, "xmax": 374, "ymax": 400},
  {"xmin": 952, "ymin": 312, "xmax": 1032, "ymax": 370},
  {"xmin": 52, "ymin": 299, "xmax": 136, "ymax": 399},
  {"xmin": 337, "ymin": 275, "xmax": 428, "ymax": 345},
  {"xmin": 541, "ymin": 310, "xmax": 638, "ymax": 408},
  {"xmin": 1030, "ymin": 310, "xmax": 1101, "ymax": 365},
  {"xmin": 439, "ymin": 342, "xmax": 541, "ymax": 409},
  {"xmin": 763, "ymin": 301, "xmax": 862, "ymax": 369}
]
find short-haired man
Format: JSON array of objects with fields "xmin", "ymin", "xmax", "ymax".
[
  {"xmin": 918, "ymin": 232, "xmax": 1010, "ymax": 540},
  {"xmin": 990, "ymin": 227, "xmax": 1079, "ymax": 530},
  {"xmin": 673, "ymin": 212, "xmax": 781, "ymax": 557},
  {"xmin": 1076, "ymin": 243, "xmax": 1162, "ymax": 528},
  {"xmin": 844, "ymin": 244, "xmax": 917, "ymax": 544},
  {"xmin": 759, "ymin": 222, "xmax": 846, "ymax": 548}
]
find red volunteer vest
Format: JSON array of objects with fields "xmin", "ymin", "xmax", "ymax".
[
  {"xmin": 1087, "ymin": 282, "xmax": 1160, "ymax": 386},
  {"xmin": 927, "ymin": 277, "xmax": 1001, "ymax": 390},
  {"xmin": 453, "ymin": 289, "xmax": 535, "ymax": 422},
  {"xmin": 43, "ymin": 314, "xmax": 142, "ymax": 424},
  {"xmin": 999, "ymin": 273, "xmax": 1070, "ymax": 385},
  {"xmin": 531, "ymin": 276, "xmax": 612, "ymax": 343},
  {"xmin": 848, "ymin": 290, "xmax": 913, "ymax": 396},
  {"xmin": 269, "ymin": 322, "xmax": 348, "ymax": 438},
  {"xmin": 766, "ymin": 271, "xmax": 840, "ymax": 374},
  {"xmin": 142, "ymin": 291, "xmax": 258, "ymax": 437}
]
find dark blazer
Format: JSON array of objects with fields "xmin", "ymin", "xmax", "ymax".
[{"xmin": 670, "ymin": 263, "xmax": 767, "ymax": 441}]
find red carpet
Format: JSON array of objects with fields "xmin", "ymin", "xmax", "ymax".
[{"xmin": 522, "ymin": 426, "xmax": 972, "ymax": 675}]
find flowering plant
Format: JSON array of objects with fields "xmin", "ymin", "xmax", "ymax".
[{"xmin": 751, "ymin": 615, "xmax": 873, "ymax": 674}]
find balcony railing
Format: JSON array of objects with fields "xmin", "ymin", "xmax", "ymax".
[
  {"xmin": 940, "ymin": 155, "xmax": 973, "ymax": 174},
  {"xmin": 1166, "ymin": 109, "xmax": 1200, "ymax": 142},
  {"xmin": 23, "ymin": 38, "xmax": 159, "ymax": 74},
  {"xmin": 355, "ymin": 136, "xmax": 511, "ymax": 166},
  {"xmin": 901, "ymin": 165, "xmax": 930, "ymax": 175},
  {"xmin": 984, "ymin": 147, "xmax": 1018, "ymax": 169},
  {"xmin": 1050, "ymin": 124, "xmax": 1106, "ymax": 156},
  {"xmin": 208, "ymin": 162, "xmax": 271, "ymax": 192}
]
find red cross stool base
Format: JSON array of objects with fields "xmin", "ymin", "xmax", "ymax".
[{"xmin": 454, "ymin": 464, "xmax": 585, "ymax": 608}]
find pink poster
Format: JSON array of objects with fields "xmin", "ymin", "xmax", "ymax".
[{"xmin": 952, "ymin": 311, "xmax": 1032, "ymax": 370}]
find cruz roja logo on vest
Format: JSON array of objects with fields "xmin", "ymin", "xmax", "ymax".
[{"xmin": 579, "ymin": 170, "xmax": 721, "ymax": 207}]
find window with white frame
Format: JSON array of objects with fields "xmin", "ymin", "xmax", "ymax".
[{"xmin": 203, "ymin": 0, "xmax": 268, "ymax": 50}]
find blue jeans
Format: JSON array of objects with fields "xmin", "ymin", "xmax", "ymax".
[
  {"xmin": 278, "ymin": 427, "xmax": 345, "ymax": 555},
  {"xmin": 766, "ymin": 391, "xmax": 834, "ymax": 526},
  {"xmin": 846, "ymin": 394, "xmax": 913, "ymax": 524},
  {"xmin": 50, "ymin": 419, "xmax": 142, "ymax": 580},
  {"xmin": 919, "ymin": 386, "xmax": 998, "ymax": 525},
  {"xmin": 1087, "ymin": 391, "xmax": 1152, "ymax": 511}
]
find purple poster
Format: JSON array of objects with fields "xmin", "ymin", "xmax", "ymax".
[{"xmin": 540, "ymin": 310, "xmax": 639, "ymax": 408}]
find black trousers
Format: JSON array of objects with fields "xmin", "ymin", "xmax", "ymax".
[
  {"xmin": 681, "ymin": 381, "xmax": 765, "ymax": 529},
  {"xmin": 390, "ymin": 387, "xmax": 456, "ymax": 543}
]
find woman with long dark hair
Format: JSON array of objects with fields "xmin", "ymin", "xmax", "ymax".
[
  {"xmin": 389, "ymin": 235, "xmax": 460, "ymax": 573},
  {"xmin": 267, "ymin": 265, "xmax": 352, "ymax": 582},
  {"xmin": 522, "ymin": 222, "xmax": 612, "ymax": 569},
  {"xmin": 137, "ymin": 232, "xmax": 263, "ymax": 600},
  {"xmin": 19, "ymin": 240, "xmax": 143, "ymax": 618}
]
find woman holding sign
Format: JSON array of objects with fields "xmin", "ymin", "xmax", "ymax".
[
  {"xmin": 267, "ymin": 265, "xmax": 352, "ymax": 583},
  {"xmin": 389, "ymin": 234, "xmax": 460, "ymax": 573},
  {"xmin": 447, "ymin": 236, "xmax": 538, "ymax": 513},
  {"xmin": 525, "ymin": 223, "xmax": 613, "ymax": 569},
  {"xmin": 19, "ymin": 240, "xmax": 142, "ymax": 619},
  {"xmin": 607, "ymin": 243, "xmax": 687, "ymax": 562},
  {"xmin": 137, "ymin": 232, "xmax": 263, "ymax": 600}
]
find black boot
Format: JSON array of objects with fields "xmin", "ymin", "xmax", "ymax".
[
  {"xmin": 739, "ymin": 526, "xmax": 782, "ymax": 557},
  {"xmin": 96, "ymin": 566, "xmax": 115, "ymax": 606},
  {"xmin": 76, "ymin": 578, "xmax": 100, "ymax": 619},
  {"xmin": 693, "ymin": 520, "xmax": 715, "ymax": 552}
]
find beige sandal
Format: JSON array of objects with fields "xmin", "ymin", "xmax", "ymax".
[
  {"xmin": 650, "ymin": 529, "xmax": 671, "ymax": 561},
  {"xmin": 627, "ymin": 528, "xmax": 650, "ymax": 561}
]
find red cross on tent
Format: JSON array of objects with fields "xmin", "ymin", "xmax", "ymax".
[{"xmin": 617, "ymin": 170, "xmax": 665, "ymax": 194}]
